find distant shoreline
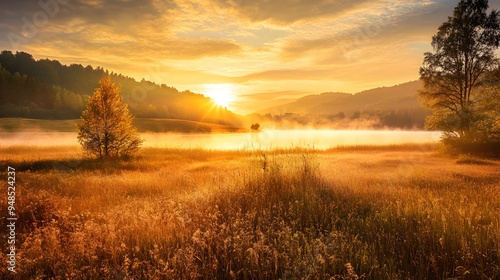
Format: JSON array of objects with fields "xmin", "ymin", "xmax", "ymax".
[
  {"xmin": 0, "ymin": 118, "xmax": 248, "ymax": 134},
  {"xmin": 0, "ymin": 118, "xmax": 439, "ymax": 134}
]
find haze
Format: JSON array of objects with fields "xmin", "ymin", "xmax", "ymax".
[
  {"xmin": 2, "ymin": 0, "xmax": 499, "ymax": 114},
  {"xmin": 0, "ymin": 131, "xmax": 441, "ymax": 150}
]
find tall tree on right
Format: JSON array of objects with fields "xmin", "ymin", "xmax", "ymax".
[{"xmin": 419, "ymin": 0, "xmax": 500, "ymax": 148}]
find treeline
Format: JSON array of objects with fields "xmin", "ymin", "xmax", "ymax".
[
  {"xmin": 249, "ymin": 108, "xmax": 428, "ymax": 130},
  {"xmin": 0, "ymin": 50, "xmax": 242, "ymax": 126}
]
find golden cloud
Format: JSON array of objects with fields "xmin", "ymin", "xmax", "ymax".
[{"xmin": 208, "ymin": 0, "xmax": 374, "ymax": 24}]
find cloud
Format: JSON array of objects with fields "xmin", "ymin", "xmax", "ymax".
[
  {"xmin": 237, "ymin": 69, "xmax": 336, "ymax": 82},
  {"xmin": 0, "ymin": 0, "xmax": 242, "ymax": 61},
  {"xmin": 208, "ymin": 0, "xmax": 376, "ymax": 24},
  {"xmin": 1, "ymin": 0, "xmax": 171, "ymax": 32},
  {"xmin": 147, "ymin": 67, "xmax": 237, "ymax": 85},
  {"xmin": 280, "ymin": 0, "xmax": 455, "ymax": 61},
  {"xmin": 2, "ymin": 0, "xmax": 499, "ymax": 114},
  {"xmin": 233, "ymin": 90, "xmax": 312, "ymax": 113}
]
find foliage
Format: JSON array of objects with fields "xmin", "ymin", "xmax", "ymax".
[
  {"xmin": 249, "ymin": 109, "xmax": 427, "ymax": 130},
  {"xmin": 0, "ymin": 50, "xmax": 242, "ymax": 125},
  {"xmin": 419, "ymin": 0, "xmax": 500, "ymax": 147},
  {"xmin": 475, "ymin": 69, "xmax": 500, "ymax": 142},
  {"xmin": 77, "ymin": 76, "xmax": 142, "ymax": 158},
  {"xmin": 250, "ymin": 122, "xmax": 260, "ymax": 131},
  {"xmin": 441, "ymin": 77, "xmax": 500, "ymax": 156}
]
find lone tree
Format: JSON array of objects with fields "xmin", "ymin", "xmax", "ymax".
[
  {"xmin": 77, "ymin": 76, "xmax": 142, "ymax": 158},
  {"xmin": 419, "ymin": 0, "xmax": 500, "ymax": 144},
  {"xmin": 250, "ymin": 123, "xmax": 261, "ymax": 131}
]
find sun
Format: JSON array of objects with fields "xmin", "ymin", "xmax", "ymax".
[{"xmin": 204, "ymin": 84, "xmax": 234, "ymax": 108}]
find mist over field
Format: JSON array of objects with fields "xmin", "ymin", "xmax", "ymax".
[{"xmin": 0, "ymin": 130, "xmax": 442, "ymax": 150}]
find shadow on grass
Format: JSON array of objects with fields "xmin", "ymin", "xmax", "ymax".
[
  {"xmin": 1, "ymin": 158, "xmax": 141, "ymax": 173},
  {"xmin": 443, "ymin": 140, "xmax": 500, "ymax": 159},
  {"xmin": 456, "ymin": 157, "xmax": 498, "ymax": 165}
]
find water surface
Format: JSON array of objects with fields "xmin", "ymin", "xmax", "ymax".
[{"xmin": 0, "ymin": 130, "xmax": 441, "ymax": 150}]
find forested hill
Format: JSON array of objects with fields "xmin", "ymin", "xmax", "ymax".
[
  {"xmin": 0, "ymin": 50, "xmax": 243, "ymax": 126},
  {"xmin": 252, "ymin": 81, "xmax": 429, "ymax": 129}
]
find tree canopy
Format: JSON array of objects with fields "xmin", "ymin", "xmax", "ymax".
[
  {"xmin": 77, "ymin": 76, "xmax": 142, "ymax": 158},
  {"xmin": 419, "ymin": 0, "xmax": 500, "ymax": 151}
]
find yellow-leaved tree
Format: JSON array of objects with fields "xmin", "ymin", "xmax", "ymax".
[{"xmin": 77, "ymin": 76, "xmax": 142, "ymax": 158}]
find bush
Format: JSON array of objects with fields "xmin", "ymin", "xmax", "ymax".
[
  {"xmin": 250, "ymin": 123, "xmax": 260, "ymax": 131},
  {"xmin": 442, "ymin": 136, "xmax": 500, "ymax": 157}
]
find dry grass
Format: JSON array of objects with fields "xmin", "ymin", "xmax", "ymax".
[{"xmin": 0, "ymin": 144, "xmax": 499, "ymax": 279}]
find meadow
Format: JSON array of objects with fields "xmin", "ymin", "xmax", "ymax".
[
  {"xmin": 0, "ymin": 144, "xmax": 499, "ymax": 279},
  {"xmin": 0, "ymin": 118, "xmax": 247, "ymax": 133}
]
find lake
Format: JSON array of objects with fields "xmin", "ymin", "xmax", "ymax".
[{"xmin": 0, "ymin": 130, "xmax": 442, "ymax": 150}]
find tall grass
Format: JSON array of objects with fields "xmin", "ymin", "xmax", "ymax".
[{"xmin": 0, "ymin": 146, "xmax": 498, "ymax": 279}]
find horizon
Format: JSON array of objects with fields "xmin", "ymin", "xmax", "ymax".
[
  {"xmin": 0, "ymin": 49, "xmax": 423, "ymax": 114},
  {"xmin": 1, "ymin": 1, "xmax": 500, "ymax": 114}
]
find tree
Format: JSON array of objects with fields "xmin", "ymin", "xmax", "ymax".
[
  {"xmin": 419, "ymin": 0, "xmax": 500, "ymax": 142},
  {"xmin": 250, "ymin": 123, "xmax": 261, "ymax": 131},
  {"xmin": 77, "ymin": 76, "xmax": 142, "ymax": 158},
  {"xmin": 475, "ymin": 68, "xmax": 500, "ymax": 142}
]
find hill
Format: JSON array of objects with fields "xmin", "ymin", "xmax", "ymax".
[
  {"xmin": 253, "ymin": 81, "xmax": 429, "ymax": 129},
  {"xmin": 260, "ymin": 81, "xmax": 423, "ymax": 115},
  {"xmin": 0, "ymin": 50, "xmax": 243, "ymax": 127},
  {"xmin": 0, "ymin": 50, "xmax": 430, "ymax": 130}
]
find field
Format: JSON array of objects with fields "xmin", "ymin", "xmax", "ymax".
[
  {"xmin": 0, "ymin": 118, "xmax": 248, "ymax": 133},
  {"xmin": 0, "ymin": 144, "xmax": 499, "ymax": 279}
]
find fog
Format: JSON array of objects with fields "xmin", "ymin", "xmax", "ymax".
[{"xmin": 0, "ymin": 130, "xmax": 441, "ymax": 150}]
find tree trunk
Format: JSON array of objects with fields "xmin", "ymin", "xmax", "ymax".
[{"xmin": 104, "ymin": 131, "xmax": 108, "ymax": 157}]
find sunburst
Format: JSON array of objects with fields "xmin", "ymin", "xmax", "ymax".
[{"xmin": 204, "ymin": 84, "xmax": 234, "ymax": 108}]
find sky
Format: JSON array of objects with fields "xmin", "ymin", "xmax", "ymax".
[{"xmin": 1, "ymin": 0, "xmax": 500, "ymax": 114}]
